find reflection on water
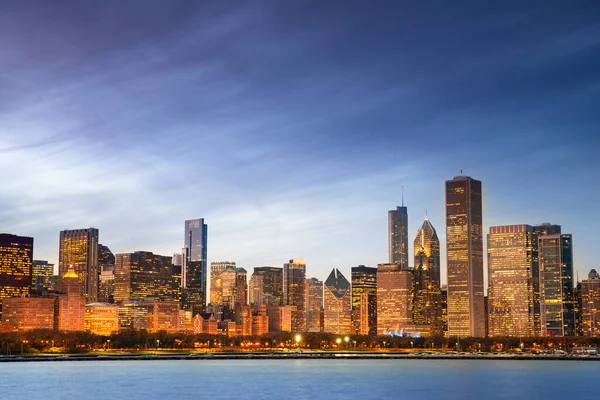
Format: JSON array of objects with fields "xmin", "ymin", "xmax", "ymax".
[{"xmin": 0, "ymin": 359, "xmax": 598, "ymax": 400}]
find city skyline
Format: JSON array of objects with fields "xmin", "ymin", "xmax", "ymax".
[{"xmin": 1, "ymin": 2, "xmax": 599, "ymax": 285}]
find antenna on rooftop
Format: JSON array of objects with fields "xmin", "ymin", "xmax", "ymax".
[{"xmin": 402, "ymin": 185, "xmax": 404, "ymax": 207}]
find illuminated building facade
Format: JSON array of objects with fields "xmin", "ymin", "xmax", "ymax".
[
  {"xmin": 220, "ymin": 266, "xmax": 247, "ymax": 310},
  {"xmin": 539, "ymin": 233, "xmax": 574, "ymax": 336},
  {"xmin": 267, "ymin": 305, "xmax": 292, "ymax": 332},
  {"xmin": 413, "ymin": 218, "xmax": 443, "ymax": 336},
  {"xmin": 1, "ymin": 297, "xmax": 55, "ymax": 331},
  {"xmin": 84, "ymin": 303, "xmax": 119, "ymax": 336},
  {"xmin": 531, "ymin": 223, "xmax": 561, "ymax": 333},
  {"xmin": 283, "ymin": 258, "xmax": 306, "ymax": 332},
  {"xmin": 98, "ymin": 268, "xmax": 115, "ymax": 303},
  {"xmin": 59, "ymin": 228, "xmax": 99, "ymax": 303},
  {"xmin": 114, "ymin": 251, "xmax": 174, "ymax": 302},
  {"xmin": 389, "ymin": 204, "xmax": 409, "ymax": 267},
  {"xmin": 98, "ymin": 244, "xmax": 115, "ymax": 271},
  {"xmin": 117, "ymin": 301, "xmax": 150, "ymax": 331},
  {"xmin": 148, "ymin": 300, "xmax": 180, "ymax": 333},
  {"xmin": 445, "ymin": 175, "xmax": 485, "ymax": 337},
  {"xmin": 580, "ymin": 269, "xmax": 600, "ymax": 337},
  {"xmin": 31, "ymin": 260, "xmax": 54, "ymax": 292},
  {"xmin": 487, "ymin": 225, "xmax": 535, "ymax": 337},
  {"xmin": 253, "ymin": 266, "xmax": 283, "ymax": 305},
  {"xmin": 323, "ymin": 269, "xmax": 351, "ymax": 334},
  {"xmin": 249, "ymin": 272, "xmax": 264, "ymax": 307},
  {"xmin": 306, "ymin": 277, "xmax": 323, "ymax": 332},
  {"xmin": 351, "ymin": 265, "xmax": 377, "ymax": 335},
  {"xmin": 0, "ymin": 234, "xmax": 33, "ymax": 319},
  {"xmin": 56, "ymin": 268, "xmax": 86, "ymax": 331},
  {"xmin": 183, "ymin": 218, "xmax": 207, "ymax": 315},
  {"xmin": 376, "ymin": 263, "xmax": 413, "ymax": 335},
  {"xmin": 210, "ymin": 261, "xmax": 236, "ymax": 306}
]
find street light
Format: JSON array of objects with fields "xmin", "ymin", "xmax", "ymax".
[
  {"xmin": 295, "ymin": 334, "xmax": 302, "ymax": 347},
  {"xmin": 344, "ymin": 336, "xmax": 350, "ymax": 351},
  {"xmin": 336, "ymin": 337, "xmax": 342, "ymax": 347}
]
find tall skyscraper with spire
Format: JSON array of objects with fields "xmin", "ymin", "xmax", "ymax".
[
  {"xmin": 413, "ymin": 215, "xmax": 443, "ymax": 335},
  {"xmin": 183, "ymin": 218, "xmax": 207, "ymax": 315},
  {"xmin": 388, "ymin": 186, "xmax": 409, "ymax": 268},
  {"xmin": 445, "ymin": 174, "xmax": 485, "ymax": 337}
]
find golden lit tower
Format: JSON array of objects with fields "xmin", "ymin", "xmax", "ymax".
[
  {"xmin": 113, "ymin": 251, "xmax": 174, "ymax": 303},
  {"xmin": 210, "ymin": 261, "xmax": 236, "ymax": 306},
  {"xmin": 283, "ymin": 258, "xmax": 306, "ymax": 332},
  {"xmin": 580, "ymin": 269, "xmax": 600, "ymax": 337},
  {"xmin": 253, "ymin": 266, "xmax": 283, "ymax": 305},
  {"xmin": 445, "ymin": 175, "xmax": 485, "ymax": 337},
  {"xmin": 377, "ymin": 263, "xmax": 413, "ymax": 335},
  {"xmin": 56, "ymin": 267, "xmax": 86, "ymax": 331},
  {"xmin": 59, "ymin": 228, "xmax": 99, "ymax": 303},
  {"xmin": 351, "ymin": 265, "xmax": 377, "ymax": 335},
  {"xmin": 487, "ymin": 225, "xmax": 536, "ymax": 337},
  {"xmin": 306, "ymin": 277, "xmax": 324, "ymax": 332},
  {"xmin": 323, "ymin": 269, "xmax": 351, "ymax": 334},
  {"xmin": 0, "ymin": 233, "xmax": 33, "ymax": 319},
  {"xmin": 413, "ymin": 216, "xmax": 443, "ymax": 336}
]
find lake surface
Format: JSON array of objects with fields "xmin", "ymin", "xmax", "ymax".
[{"xmin": 0, "ymin": 359, "xmax": 597, "ymax": 399}]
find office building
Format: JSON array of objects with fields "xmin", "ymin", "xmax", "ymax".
[
  {"xmin": 445, "ymin": 175, "xmax": 485, "ymax": 337},
  {"xmin": 389, "ymin": 201, "xmax": 409, "ymax": 267},
  {"xmin": 0, "ymin": 234, "xmax": 34, "ymax": 318},
  {"xmin": 413, "ymin": 217, "xmax": 443, "ymax": 336},
  {"xmin": 351, "ymin": 265, "xmax": 377, "ymax": 335},
  {"xmin": 59, "ymin": 228, "xmax": 99, "ymax": 303},
  {"xmin": 210, "ymin": 261, "xmax": 236, "ymax": 306},
  {"xmin": 487, "ymin": 225, "xmax": 536, "ymax": 337},
  {"xmin": 249, "ymin": 272, "xmax": 265, "ymax": 307},
  {"xmin": 539, "ymin": 234, "xmax": 574, "ymax": 336},
  {"xmin": 306, "ymin": 277, "xmax": 323, "ymax": 332},
  {"xmin": 581, "ymin": 269, "xmax": 600, "ymax": 337},
  {"xmin": 377, "ymin": 263, "xmax": 413, "ymax": 335},
  {"xmin": 31, "ymin": 260, "xmax": 54, "ymax": 292},
  {"xmin": 98, "ymin": 244, "xmax": 115, "ymax": 272},
  {"xmin": 283, "ymin": 258, "xmax": 306, "ymax": 332},
  {"xmin": 84, "ymin": 303, "xmax": 119, "ymax": 336},
  {"xmin": 253, "ymin": 266, "xmax": 283, "ymax": 305},
  {"xmin": 56, "ymin": 267, "xmax": 86, "ymax": 331},
  {"xmin": 220, "ymin": 266, "xmax": 247, "ymax": 311},
  {"xmin": 114, "ymin": 251, "xmax": 174, "ymax": 303},
  {"xmin": 323, "ymin": 269, "xmax": 351, "ymax": 334},
  {"xmin": 183, "ymin": 218, "xmax": 207, "ymax": 315},
  {"xmin": 1, "ymin": 297, "xmax": 55, "ymax": 331}
]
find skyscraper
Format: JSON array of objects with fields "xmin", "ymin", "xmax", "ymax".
[
  {"xmin": 487, "ymin": 225, "xmax": 535, "ymax": 337},
  {"xmin": 306, "ymin": 277, "xmax": 323, "ymax": 332},
  {"xmin": 388, "ymin": 201, "xmax": 409, "ymax": 267},
  {"xmin": 113, "ymin": 251, "xmax": 174, "ymax": 303},
  {"xmin": 445, "ymin": 175, "xmax": 485, "ymax": 337},
  {"xmin": 59, "ymin": 228, "xmax": 99, "ymax": 303},
  {"xmin": 98, "ymin": 244, "xmax": 115, "ymax": 272},
  {"xmin": 413, "ymin": 217, "xmax": 443, "ymax": 336},
  {"xmin": 210, "ymin": 261, "xmax": 236, "ymax": 306},
  {"xmin": 56, "ymin": 267, "xmax": 86, "ymax": 331},
  {"xmin": 283, "ymin": 258, "xmax": 306, "ymax": 332},
  {"xmin": 351, "ymin": 265, "xmax": 377, "ymax": 335},
  {"xmin": 539, "ymin": 233, "xmax": 574, "ymax": 336},
  {"xmin": 323, "ymin": 269, "xmax": 351, "ymax": 334},
  {"xmin": 376, "ymin": 263, "xmax": 413, "ymax": 335},
  {"xmin": 580, "ymin": 269, "xmax": 600, "ymax": 337},
  {"xmin": 183, "ymin": 218, "xmax": 207, "ymax": 315},
  {"xmin": 31, "ymin": 260, "xmax": 54, "ymax": 292},
  {"xmin": 0, "ymin": 234, "xmax": 33, "ymax": 318},
  {"xmin": 253, "ymin": 266, "xmax": 283, "ymax": 305}
]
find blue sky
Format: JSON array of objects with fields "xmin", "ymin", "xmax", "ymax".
[{"xmin": 1, "ymin": 1, "xmax": 599, "ymax": 284}]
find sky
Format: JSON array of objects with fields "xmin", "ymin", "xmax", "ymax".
[{"xmin": 1, "ymin": 1, "xmax": 599, "ymax": 285}]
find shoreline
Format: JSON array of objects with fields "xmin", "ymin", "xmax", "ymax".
[{"xmin": 1, "ymin": 352, "xmax": 599, "ymax": 362}]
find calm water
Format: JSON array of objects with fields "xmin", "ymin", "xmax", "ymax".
[{"xmin": 0, "ymin": 359, "xmax": 597, "ymax": 399}]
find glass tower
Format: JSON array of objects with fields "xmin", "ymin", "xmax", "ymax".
[
  {"xmin": 351, "ymin": 265, "xmax": 377, "ymax": 335},
  {"xmin": 487, "ymin": 225, "xmax": 535, "ymax": 337},
  {"xmin": 183, "ymin": 218, "xmax": 207, "ymax": 315},
  {"xmin": 388, "ymin": 205, "xmax": 409, "ymax": 267},
  {"xmin": 413, "ymin": 217, "xmax": 443, "ymax": 336},
  {"xmin": 539, "ymin": 233, "xmax": 574, "ymax": 336},
  {"xmin": 323, "ymin": 269, "xmax": 351, "ymax": 334},
  {"xmin": 306, "ymin": 277, "xmax": 324, "ymax": 332},
  {"xmin": 283, "ymin": 258, "xmax": 306, "ymax": 332},
  {"xmin": 445, "ymin": 175, "xmax": 485, "ymax": 337},
  {"xmin": 59, "ymin": 228, "xmax": 99, "ymax": 303},
  {"xmin": 0, "ymin": 234, "xmax": 33, "ymax": 319}
]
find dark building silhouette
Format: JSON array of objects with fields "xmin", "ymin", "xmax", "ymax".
[{"xmin": 183, "ymin": 218, "xmax": 207, "ymax": 315}]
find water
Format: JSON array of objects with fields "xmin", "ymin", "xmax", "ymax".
[{"xmin": 0, "ymin": 359, "xmax": 597, "ymax": 399}]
